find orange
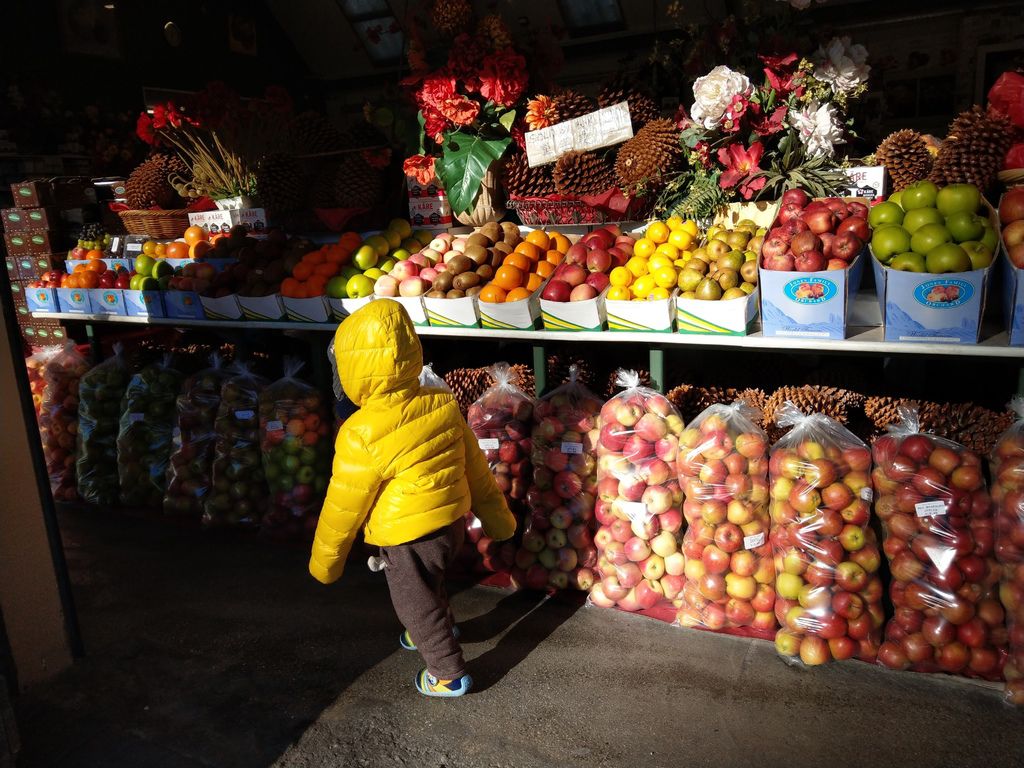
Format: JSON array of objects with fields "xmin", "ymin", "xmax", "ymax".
[
  {"xmin": 526, "ymin": 273, "xmax": 543, "ymax": 292},
  {"xmin": 513, "ymin": 241, "xmax": 542, "ymax": 262},
  {"xmin": 550, "ymin": 233, "xmax": 571, "ymax": 254},
  {"xmin": 154, "ymin": 243, "xmax": 167, "ymax": 257},
  {"xmin": 339, "ymin": 231, "xmax": 362, "ymax": 251},
  {"xmin": 545, "ymin": 250, "xmax": 564, "ymax": 266},
  {"xmin": 292, "ymin": 263, "xmax": 313, "ymax": 281},
  {"xmin": 165, "ymin": 241, "xmax": 189, "ymax": 259},
  {"xmin": 524, "ymin": 230, "xmax": 550, "ymax": 251},
  {"xmin": 65, "ymin": 274, "xmax": 79, "ymax": 289},
  {"xmin": 86, "ymin": 258, "xmax": 106, "ymax": 272},
  {"xmin": 78, "ymin": 271, "xmax": 99, "ymax": 289},
  {"xmin": 86, "ymin": 249, "xmax": 104, "ymax": 261},
  {"xmin": 492, "ymin": 265, "xmax": 524, "ymax": 291},
  {"xmin": 503, "ymin": 252, "xmax": 531, "ymax": 272},
  {"xmin": 325, "ymin": 249, "xmax": 346, "ymax": 264},
  {"xmin": 290, "ymin": 283, "xmax": 308, "ymax": 299},
  {"xmin": 314, "ymin": 262, "xmax": 337, "ymax": 277},
  {"xmin": 74, "ymin": 264, "xmax": 88, "ymax": 273},
  {"xmin": 304, "ymin": 251, "xmax": 325, "ymax": 265},
  {"xmin": 478, "ymin": 284, "xmax": 507, "ymax": 303},
  {"xmin": 535, "ymin": 260, "xmax": 555, "ymax": 278},
  {"xmin": 280, "ymin": 278, "xmax": 301, "ymax": 297},
  {"xmin": 506, "ymin": 287, "xmax": 531, "ymax": 302},
  {"xmin": 306, "ymin": 276, "xmax": 328, "ymax": 295},
  {"xmin": 183, "ymin": 225, "xmax": 207, "ymax": 245},
  {"xmin": 190, "ymin": 240, "xmax": 213, "ymax": 259}
]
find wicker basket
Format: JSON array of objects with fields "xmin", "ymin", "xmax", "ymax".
[{"xmin": 117, "ymin": 209, "xmax": 190, "ymax": 238}]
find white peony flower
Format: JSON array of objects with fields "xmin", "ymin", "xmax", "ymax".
[
  {"xmin": 690, "ymin": 65, "xmax": 752, "ymax": 130},
  {"xmin": 814, "ymin": 36, "xmax": 870, "ymax": 93},
  {"xmin": 788, "ymin": 100, "xmax": 846, "ymax": 158}
]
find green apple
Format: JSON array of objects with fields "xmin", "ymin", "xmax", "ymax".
[
  {"xmin": 346, "ymin": 274, "xmax": 375, "ymax": 299},
  {"xmin": 134, "ymin": 254, "xmax": 155, "ymax": 276},
  {"xmin": 364, "ymin": 234, "xmax": 390, "ymax": 257},
  {"xmin": 340, "ymin": 266, "xmax": 361, "ymax": 281},
  {"xmin": 900, "ymin": 180, "xmax": 939, "ymax": 210},
  {"xmin": 413, "ymin": 229, "xmax": 434, "ymax": 246},
  {"xmin": 157, "ymin": 275, "xmax": 172, "ymax": 290},
  {"xmin": 980, "ymin": 225, "xmax": 999, "ymax": 252},
  {"xmin": 401, "ymin": 237, "xmax": 422, "ymax": 252},
  {"xmin": 152, "ymin": 260, "xmax": 174, "ymax": 279},
  {"xmin": 363, "ymin": 267, "xmax": 385, "ymax": 281},
  {"xmin": 911, "ymin": 223, "xmax": 952, "ymax": 255},
  {"xmin": 325, "ymin": 276, "xmax": 348, "ymax": 299},
  {"xmin": 902, "ymin": 207, "xmax": 944, "ymax": 233},
  {"xmin": 868, "ymin": 201, "xmax": 905, "ymax": 229},
  {"xmin": 353, "ymin": 244, "xmax": 379, "ymax": 271},
  {"xmin": 379, "ymin": 258, "xmax": 397, "ymax": 273},
  {"xmin": 961, "ymin": 241, "xmax": 994, "ymax": 270},
  {"xmin": 140, "ymin": 276, "xmax": 160, "ymax": 291},
  {"xmin": 383, "ymin": 229, "xmax": 402, "ymax": 249},
  {"xmin": 925, "ymin": 243, "xmax": 971, "ymax": 273},
  {"xmin": 871, "ymin": 225, "xmax": 912, "ymax": 263},
  {"xmin": 889, "ymin": 252, "xmax": 926, "ymax": 272},
  {"xmin": 936, "ymin": 183, "xmax": 981, "ymax": 216},
  {"xmin": 388, "ymin": 218, "xmax": 412, "ymax": 239},
  {"xmin": 389, "ymin": 248, "xmax": 411, "ymax": 263},
  {"xmin": 129, "ymin": 273, "xmax": 145, "ymax": 290},
  {"xmin": 887, "ymin": 190, "xmax": 903, "ymax": 209},
  {"xmin": 944, "ymin": 211, "xmax": 985, "ymax": 242}
]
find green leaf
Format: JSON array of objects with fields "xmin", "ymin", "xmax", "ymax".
[
  {"xmin": 436, "ymin": 131, "xmax": 511, "ymax": 214},
  {"xmin": 498, "ymin": 109, "xmax": 517, "ymax": 133}
]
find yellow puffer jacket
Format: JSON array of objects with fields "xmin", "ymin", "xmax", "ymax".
[{"xmin": 309, "ymin": 299, "xmax": 516, "ymax": 584}]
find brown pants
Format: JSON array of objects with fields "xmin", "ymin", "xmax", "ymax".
[{"xmin": 381, "ymin": 519, "xmax": 466, "ymax": 679}]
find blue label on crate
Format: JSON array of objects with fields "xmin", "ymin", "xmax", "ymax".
[
  {"xmin": 783, "ymin": 277, "xmax": 837, "ymax": 305},
  {"xmin": 913, "ymin": 279, "xmax": 974, "ymax": 309}
]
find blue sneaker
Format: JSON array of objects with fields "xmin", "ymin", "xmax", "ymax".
[
  {"xmin": 415, "ymin": 668, "xmax": 473, "ymax": 698},
  {"xmin": 400, "ymin": 625, "xmax": 460, "ymax": 651}
]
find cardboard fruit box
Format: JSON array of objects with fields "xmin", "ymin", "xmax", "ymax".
[
  {"xmin": 123, "ymin": 290, "xmax": 166, "ymax": 318},
  {"xmin": 237, "ymin": 294, "xmax": 286, "ymax": 321},
  {"xmin": 999, "ymin": 192, "xmax": 1024, "ymax": 346},
  {"xmin": 164, "ymin": 290, "xmax": 205, "ymax": 320},
  {"xmin": 25, "ymin": 285, "xmax": 59, "ymax": 313},
  {"xmin": 424, "ymin": 294, "xmax": 480, "ymax": 328},
  {"xmin": 478, "ymin": 286, "xmax": 542, "ymax": 330},
  {"xmin": 4, "ymin": 230, "xmax": 61, "ymax": 256},
  {"xmin": 1, "ymin": 207, "xmax": 60, "ymax": 232},
  {"xmin": 540, "ymin": 288, "xmax": 607, "ymax": 332},
  {"xmin": 283, "ymin": 295, "xmax": 331, "ymax": 323},
  {"xmin": 606, "ymin": 291, "xmax": 676, "ymax": 332},
  {"xmin": 56, "ymin": 287, "xmax": 93, "ymax": 314},
  {"xmin": 200, "ymin": 293, "xmax": 244, "ymax": 321},
  {"xmin": 328, "ymin": 294, "xmax": 375, "ymax": 321},
  {"xmin": 91, "ymin": 289, "xmax": 128, "ymax": 316}
]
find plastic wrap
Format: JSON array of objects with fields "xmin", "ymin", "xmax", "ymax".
[
  {"xmin": 873, "ymin": 406, "xmax": 1004, "ymax": 679},
  {"xmin": 117, "ymin": 355, "xmax": 183, "ymax": 507},
  {"xmin": 992, "ymin": 397, "xmax": 1024, "ymax": 704},
  {"xmin": 38, "ymin": 343, "xmax": 90, "ymax": 502},
  {"xmin": 25, "ymin": 349, "xmax": 51, "ymax": 415},
  {"xmin": 163, "ymin": 354, "xmax": 229, "ymax": 516},
  {"xmin": 588, "ymin": 370, "xmax": 686, "ymax": 612},
  {"xmin": 676, "ymin": 401, "xmax": 775, "ymax": 633},
  {"xmin": 513, "ymin": 365, "xmax": 602, "ymax": 591},
  {"xmin": 770, "ymin": 403, "xmax": 882, "ymax": 666},
  {"xmin": 465, "ymin": 363, "xmax": 533, "ymax": 573},
  {"xmin": 76, "ymin": 344, "xmax": 130, "ymax": 505},
  {"xmin": 419, "ymin": 363, "xmax": 448, "ymax": 392},
  {"xmin": 258, "ymin": 359, "xmax": 332, "ymax": 536},
  {"xmin": 203, "ymin": 362, "xmax": 269, "ymax": 528}
]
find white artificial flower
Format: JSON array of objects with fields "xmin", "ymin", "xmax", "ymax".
[
  {"xmin": 814, "ymin": 36, "xmax": 870, "ymax": 93},
  {"xmin": 788, "ymin": 100, "xmax": 846, "ymax": 158},
  {"xmin": 690, "ymin": 65, "xmax": 752, "ymax": 130}
]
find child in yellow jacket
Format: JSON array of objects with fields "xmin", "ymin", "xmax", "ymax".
[{"xmin": 310, "ymin": 299, "xmax": 516, "ymax": 697}]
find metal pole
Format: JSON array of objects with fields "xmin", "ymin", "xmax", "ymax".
[{"xmin": 532, "ymin": 344, "xmax": 546, "ymax": 397}]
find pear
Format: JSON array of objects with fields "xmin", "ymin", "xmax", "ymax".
[
  {"xmin": 677, "ymin": 268, "xmax": 704, "ymax": 293},
  {"xmin": 695, "ymin": 277, "xmax": 723, "ymax": 301}
]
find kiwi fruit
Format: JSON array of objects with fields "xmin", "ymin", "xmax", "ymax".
[
  {"xmin": 500, "ymin": 222, "xmax": 521, "ymax": 246},
  {"xmin": 475, "ymin": 264, "xmax": 494, "ymax": 281},
  {"xmin": 426, "ymin": 289, "xmax": 446, "ymax": 299},
  {"xmin": 466, "ymin": 285, "xmax": 482, "ymax": 297},
  {"xmin": 433, "ymin": 271, "xmax": 455, "ymax": 292},
  {"xmin": 464, "ymin": 244, "xmax": 489, "ymax": 265},
  {"xmin": 446, "ymin": 254, "xmax": 472, "ymax": 275},
  {"xmin": 493, "ymin": 242, "xmax": 512, "ymax": 255},
  {"xmin": 479, "ymin": 222, "xmax": 502, "ymax": 242},
  {"xmin": 446, "ymin": 289, "xmax": 466, "ymax": 299},
  {"xmin": 453, "ymin": 272, "xmax": 481, "ymax": 290},
  {"xmin": 467, "ymin": 233, "xmax": 492, "ymax": 249}
]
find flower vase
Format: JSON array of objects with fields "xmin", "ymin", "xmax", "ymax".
[{"xmin": 454, "ymin": 165, "xmax": 506, "ymax": 226}]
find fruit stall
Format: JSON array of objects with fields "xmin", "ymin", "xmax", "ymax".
[{"xmin": 5, "ymin": 0, "xmax": 1024, "ymax": 711}]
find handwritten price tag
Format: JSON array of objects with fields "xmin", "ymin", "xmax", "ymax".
[
  {"xmin": 478, "ymin": 438, "xmax": 500, "ymax": 450},
  {"xmin": 560, "ymin": 442, "xmax": 583, "ymax": 454}
]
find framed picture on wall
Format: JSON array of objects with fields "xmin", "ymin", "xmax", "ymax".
[{"xmin": 58, "ymin": 0, "xmax": 120, "ymax": 59}]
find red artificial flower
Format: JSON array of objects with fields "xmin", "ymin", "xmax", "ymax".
[
  {"xmin": 718, "ymin": 142, "xmax": 766, "ymax": 200},
  {"xmin": 479, "ymin": 48, "xmax": 528, "ymax": 107},
  {"xmin": 673, "ymin": 105, "xmax": 694, "ymax": 131},
  {"xmin": 403, "ymin": 154, "xmax": 437, "ymax": 185},
  {"xmin": 693, "ymin": 141, "xmax": 713, "ymax": 170},
  {"xmin": 419, "ymin": 72, "xmax": 458, "ymax": 113},
  {"xmin": 510, "ymin": 119, "xmax": 527, "ymax": 150},
  {"xmin": 759, "ymin": 52, "xmax": 798, "ymax": 71},
  {"xmin": 136, "ymin": 113, "xmax": 156, "ymax": 145},
  {"xmin": 421, "ymin": 104, "xmax": 449, "ymax": 144},
  {"xmin": 439, "ymin": 93, "xmax": 480, "ymax": 127},
  {"xmin": 760, "ymin": 52, "xmax": 801, "ymax": 96},
  {"xmin": 749, "ymin": 103, "xmax": 788, "ymax": 137},
  {"xmin": 721, "ymin": 94, "xmax": 749, "ymax": 133},
  {"xmin": 448, "ymin": 34, "xmax": 488, "ymax": 93}
]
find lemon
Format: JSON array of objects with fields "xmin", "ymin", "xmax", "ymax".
[
  {"xmin": 674, "ymin": 259, "xmax": 688, "ymax": 268},
  {"xmin": 653, "ymin": 266, "xmax": 678, "ymax": 289},
  {"xmin": 655, "ymin": 243, "xmax": 680, "ymax": 260},
  {"xmin": 609, "ymin": 266, "xmax": 633, "ymax": 287},
  {"xmin": 625, "ymin": 256, "xmax": 649, "ymax": 278},
  {"xmin": 668, "ymin": 229, "xmax": 694, "ymax": 251},
  {"xmin": 646, "ymin": 221, "xmax": 670, "ymax": 244},
  {"xmin": 632, "ymin": 274, "xmax": 656, "ymax": 296},
  {"xmin": 681, "ymin": 219, "xmax": 699, "ymax": 237},
  {"xmin": 633, "ymin": 237, "xmax": 656, "ymax": 259},
  {"xmin": 666, "ymin": 215, "xmax": 684, "ymax": 231},
  {"xmin": 647, "ymin": 286, "xmax": 671, "ymax": 301},
  {"xmin": 607, "ymin": 285, "xmax": 631, "ymax": 301},
  {"xmin": 648, "ymin": 254, "xmax": 673, "ymax": 272}
]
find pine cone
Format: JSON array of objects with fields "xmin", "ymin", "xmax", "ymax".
[
  {"xmin": 553, "ymin": 151, "xmax": 615, "ymax": 197},
  {"xmin": 503, "ymin": 151, "xmax": 556, "ymax": 198},
  {"xmin": 476, "ymin": 13, "xmax": 512, "ymax": 50},
  {"xmin": 552, "ymin": 90, "xmax": 595, "ymax": 122},
  {"xmin": 604, "ymin": 370, "xmax": 652, "ymax": 399},
  {"xmin": 615, "ymin": 118, "xmax": 683, "ymax": 196},
  {"xmin": 509, "ymin": 364, "xmax": 536, "ymax": 398},
  {"xmin": 432, "ymin": 0, "xmax": 471, "ymax": 36},
  {"xmin": 876, "ymin": 129, "xmax": 933, "ymax": 192},
  {"xmin": 919, "ymin": 401, "xmax": 1015, "ymax": 456},
  {"xmin": 598, "ymin": 79, "xmax": 660, "ymax": 129},
  {"xmin": 929, "ymin": 106, "xmax": 1015, "ymax": 191},
  {"xmin": 332, "ymin": 154, "xmax": 384, "ymax": 209},
  {"xmin": 125, "ymin": 154, "xmax": 189, "ymax": 209},
  {"xmin": 864, "ymin": 396, "xmax": 909, "ymax": 434},
  {"xmin": 546, "ymin": 355, "xmax": 595, "ymax": 389},
  {"xmin": 288, "ymin": 112, "xmax": 344, "ymax": 155},
  {"xmin": 525, "ymin": 95, "xmax": 559, "ymax": 131},
  {"xmin": 765, "ymin": 385, "xmax": 864, "ymax": 426},
  {"xmin": 255, "ymin": 153, "xmax": 303, "ymax": 216},
  {"xmin": 666, "ymin": 384, "xmax": 741, "ymax": 423},
  {"xmin": 444, "ymin": 368, "xmax": 489, "ymax": 416}
]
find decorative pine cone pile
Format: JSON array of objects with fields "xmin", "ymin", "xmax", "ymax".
[
  {"xmin": 864, "ymin": 397, "xmax": 1014, "ymax": 456},
  {"xmin": 552, "ymin": 90, "xmax": 595, "ymax": 122},
  {"xmin": 254, "ymin": 153, "xmax": 303, "ymax": 216},
  {"xmin": 444, "ymin": 368, "xmax": 491, "ymax": 416},
  {"xmin": 764, "ymin": 385, "xmax": 865, "ymax": 427},
  {"xmin": 598, "ymin": 80, "xmax": 660, "ymax": 129},
  {"xmin": 876, "ymin": 129, "xmax": 933, "ymax": 192},
  {"xmin": 545, "ymin": 355, "xmax": 596, "ymax": 390},
  {"xmin": 125, "ymin": 154, "xmax": 189, "ymax": 209},
  {"xmin": 603, "ymin": 370, "xmax": 652, "ymax": 399},
  {"xmin": 615, "ymin": 118, "xmax": 684, "ymax": 197},
  {"xmin": 503, "ymin": 151, "xmax": 556, "ymax": 198},
  {"xmin": 929, "ymin": 106, "xmax": 1016, "ymax": 191},
  {"xmin": 332, "ymin": 154, "xmax": 384, "ymax": 209},
  {"xmin": 553, "ymin": 151, "xmax": 616, "ymax": 197},
  {"xmin": 287, "ymin": 111, "xmax": 345, "ymax": 155},
  {"xmin": 476, "ymin": 13, "xmax": 512, "ymax": 50},
  {"xmin": 432, "ymin": 0, "xmax": 471, "ymax": 35},
  {"xmin": 666, "ymin": 384, "xmax": 742, "ymax": 423}
]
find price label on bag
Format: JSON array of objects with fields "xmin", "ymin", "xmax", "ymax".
[
  {"xmin": 560, "ymin": 441, "xmax": 583, "ymax": 454},
  {"xmin": 129, "ymin": 413, "xmax": 144, "ymax": 423},
  {"xmin": 915, "ymin": 500, "xmax": 948, "ymax": 518},
  {"xmin": 235, "ymin": 410, "xmax": 254, "ymax": 420},
  {"xmin": 860, "ymin": 487, "xmax": 874, "ymax": 502},
  {"xmin": 266, "ymin": 420, "xmax": 284, "ymax": 433},
  {"xmin": 478, "ymin": 438, "xmax": 500, "ymax": 450},
  {"xmin": 743, "ymin": 532, "xmax": 766, "ymax": 550},
  {"xmin": 617, "ymin": 501, "xmax": 650, "ymax": 523}
]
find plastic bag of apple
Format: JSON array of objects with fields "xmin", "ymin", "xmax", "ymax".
[
  {"xmin": 991, "ymin": 397, "xmax": 1024, "ymax": 704},
  {"xmin": 203, "ymin": 362, "xmax": 269, "ymax": 528},
  {"xmin": 676, "ymin": 401, "xmax": 775, "ymax": 635},
  {"xmin": 770, "ymin": 403, "xmax": 883, "ymax": 667},
  {"xmin": 512, "ymin": 366, "xmax": 602, "ymax": 591},
  {"xmin": 38, "ymin": 342, "xmax": 91, "ymax": 502},
  {"xmin": 588, "ymin": 370, "xmax": 686, "ymax": 614},
  {"xmin": 76, "ymin": 344, "xmax": 130, "ymax": 506},
  {"xmin": 25, "ymin": 349, "xmax": 50, "ymax": 415},
  {"xmin": 163, "ymin": 354, "xmax": 230, "ymax": 516},
  {"xmin": 258, "ymin": 359, "xmax": 332, "ymax": 537},
  {"xmin": 872, "ymin": 406, "xmax": 1004, "ymax": 680},
  {"xmin": 466, "ymin": 363, "xmax": 533, "ymax": 572}
]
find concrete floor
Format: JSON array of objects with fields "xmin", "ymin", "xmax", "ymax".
[{"xmin": 13, "ymin": 510, "xmax": 1024, "ymax": 768}]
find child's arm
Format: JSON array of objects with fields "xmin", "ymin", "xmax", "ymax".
[
  {"xmin": 309, "ymin": 427, "xmax": 381, "ymax": 584},
  {"xmin": 461, "ymin": 422, "xmax": 517, "ymax": 541}
]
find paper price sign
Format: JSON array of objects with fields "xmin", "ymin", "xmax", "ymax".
[
  {"xmin": 525, "ymin": 102, "xmax": 634, "ymax": 167},
  {"xmin": 478, "ymin": 438, "xmax": 500, "ymax": 450}
]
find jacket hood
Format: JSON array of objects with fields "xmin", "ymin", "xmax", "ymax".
[{"xmin": 334, "ymin": 299, "xmax": 423, "ymax": 407}]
